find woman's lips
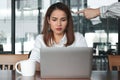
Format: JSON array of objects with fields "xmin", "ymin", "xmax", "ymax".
[{"xmin": 56, "ymin": 28, "xmax": 62, "ymax": 31}]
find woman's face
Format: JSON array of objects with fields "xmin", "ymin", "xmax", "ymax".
[{"xmin": 48, "ymin": 9, "xmax": 67, "ymax": 35}]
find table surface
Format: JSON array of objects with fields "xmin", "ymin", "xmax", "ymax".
[{"xmin": 0, "ymin": 70, "xmax": 119, "ymax": 80}]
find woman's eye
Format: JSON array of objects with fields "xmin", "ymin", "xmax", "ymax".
[
  {"xmin": 52, "ymin": 19, "xmax": 56, "ymax": 21},
  {"xmin": 62, "ymin": 19, "xmax": 66, "ymax": 21},
  {"xmin": 61, "ymin": 18, "xmax": 67, "ymax": 21}
]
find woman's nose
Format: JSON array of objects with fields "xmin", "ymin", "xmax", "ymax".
[{"xmin": 57, "ymin": 20, "xmax": 61, "ymax": 25}]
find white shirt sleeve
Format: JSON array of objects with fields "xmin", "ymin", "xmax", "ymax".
[
  {"xmin": 29, "ymin": 35, "xmax": 42, "ymax": 63},
  {"xmin": 74, "ymin": 32, "xmax": 88, "ymax": 47},
  {"xmin": 100, "ymin": 2, "xmax": 120, "ymax": 18}
]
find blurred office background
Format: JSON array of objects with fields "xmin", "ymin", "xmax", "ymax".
[{"xmin": 0, "ymin": 0, "xmax": 119, "ymax": 70}]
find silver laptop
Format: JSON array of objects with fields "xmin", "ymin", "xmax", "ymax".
[{"xmin": 40, "ymin": 47, "xmax": 93, "ymax": 78}]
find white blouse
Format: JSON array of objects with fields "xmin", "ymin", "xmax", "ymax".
[{"xmin": 29, "ymin": 32, "xmax": 87, "ymax": 63}]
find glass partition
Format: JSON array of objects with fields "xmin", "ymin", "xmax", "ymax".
[
  {"xmin": 0, "ymin": 0, "xmax": 11, "ymax": 52},
  {"xmin": 15, "ymin": 0, "xmax": 39, "ymax": 54}
]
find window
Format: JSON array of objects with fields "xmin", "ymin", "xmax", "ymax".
[{"xmin": 0, "ymin": 0, "xmax": 11, "ymax": 53}]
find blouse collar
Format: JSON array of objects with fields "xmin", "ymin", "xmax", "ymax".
[{"xmin": 52, "ymin": 33, "xmax": 67, "ymax": 47}]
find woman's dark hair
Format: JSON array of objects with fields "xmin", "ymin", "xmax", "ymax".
[{"xmin": 42, "ymin": 2, "xmax": 75, "ymax": 47}]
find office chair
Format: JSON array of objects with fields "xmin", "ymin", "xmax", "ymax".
[
  {"xmin": 108, "ymin": 55, "xmax": 120, "ymax": 71},
  {"xmin": 0, "ymin": 54, "xmax": 28, "ymax": 70}
]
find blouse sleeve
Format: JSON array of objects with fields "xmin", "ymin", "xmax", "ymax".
[
  {"xmin": 75, "ymin": 32, "xmax": 88, "ymax": 47},
  {"xmin": 29, "ymin": 35, "xmax": 42, "ymax": 63}
]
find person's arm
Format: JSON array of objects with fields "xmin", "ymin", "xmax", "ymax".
[
  {"xmin": 75, "ymin": 8, "xmax": 100, "ymax": 19},
  {"xmin": 29, "ymin": 35, "xmax": 42, "ymax": 63},
  {"xmin": 100, "ymin": 2, "xmax": 120, "ymax": 18},
  {"xmin": 75, "ymin": 2, "xmax": 120, "ymax": 19},
  {"xmin": 74, "ymin": 32, "xmax": 88, "ymax": 47}
]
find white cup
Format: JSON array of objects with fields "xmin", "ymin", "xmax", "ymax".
[{"xmin": 15, "ymin": 60, "xmax": 36, "ymax": 76}]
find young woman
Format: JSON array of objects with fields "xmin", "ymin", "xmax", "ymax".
[{"xmin": 29, "ymin": 2, "xmax": 87, "ymax": 63}]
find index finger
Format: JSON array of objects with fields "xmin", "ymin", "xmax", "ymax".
[{"xmin": 75, "ymin": 10, "xmax": 84, "ymax": 14}]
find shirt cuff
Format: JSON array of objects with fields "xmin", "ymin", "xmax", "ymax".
[{"xmin": 99, "ymin": 6, "xmax": 109, "ymax": 18}]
